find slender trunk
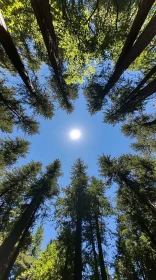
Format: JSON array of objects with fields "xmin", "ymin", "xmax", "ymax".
[
  {"xmin": 116, "ymin": 0, "xmax": 155, "ymax": 68},
  {"xmin": 0, "ymin": 12, "xmax": 35, "ymax": 95},
  {"xmin": 72, "ymin": 0, "xmax": 75, "ymax": 10},
  {"xmin": 0, "ymin": 188, "xmax": 44, "ymax": 278},
  {"xmin": 130, "ymin": 64, "xmax": 156, "ymax": 98},
  {"xmin": 136, "ymin": 215, "xmax": 156, "ymax": 248},
  {"xmin": 95, "ymin": 214, "xmax": 107, "ymax": 280},
  {"xmin": 31, "ymin": 0, "xmax": 71, "ymax": 110},
  {"xmin": 145, "ymin": 255, "xmax": 156, "ymax": 280},
  {"xmin": 0, "ymin": 94, "xmax": 23, "ymax": 122},
  {"xmin": 0, "ymin": 187, "xmax": 12, "ymax": 198},
  {"xmin": 127, "ymin": 78, "xmax": 156, "ymax": 107},
  {"xmin": 122, "ymin": 175, "xmax": 156, "ymax": 217},
  {"xmin": 89, "ymin": 218, "xmax": 99, "ymax": 279},
  {"xmin": 0, "ymin": 206, "xmax": 11, "ymax": 232},
  {"xmin": 74, "ymin": 193, "xmax": 82, "ymax": 280},
  {"xmin": 2, "ymin": 215, "xmax": 35, "ymax": 280},
  {"xmin": 0, "ymin": 181, "xmax": 18, "ymax": 198},
  {"xmin": 142, "ymin": 119, "xmax": 156, "ymax": 127},
  {"xmin": 103, "ymin": 14, "xmax": 156, "ymax": 98},
  {"xmin": 63, "ymin": 249, "xmax": 69, "ymax": 278},
  {"xmin": 132, "ymin": 202, "xmax": 156, "ymax": 248},
  {"xmin": 62, "ymin": 247, "xmax": 70, "ymax": 280}
]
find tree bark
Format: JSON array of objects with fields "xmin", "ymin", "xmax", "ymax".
[
  {"xmin": 102, "ymin": 13, "xmax": 156, "ymax": 98},
  {"xmin": 0, "ymin": 187, "xmax": 12, "ymax": 198},
  {"xmin": 136, "ymin": 214, "xmax": 156, "ymax": 248},
  {"xmin": 31, "ymin": 0, "xmax": 71, "ymax": 110},
  {"xmin": 95, "ymin": 214, "xmax": 107, "ymax": 280},
  {"xmin": 1, "ymin": 215, "xmax": 35, "ymax": 280},
  {"xmin": 144, "ymin": 254, "xmax": 156, "ymax": 280},
  {"xmin": 0, "ymin": 12, "xmax": 35, "ymax": 96},
  {"xmin": 62, "ymin": 246, "xmax": 72, "ymax": 280},
  {"xmin": 74, "ymin": 192, "xmax": 82, "ymax": 280},
  {"xmin": 0, "ymin": 188, "xmax": 44, "ymax": 278},
  {"xmin": 142, "ymin": 118, "xmax": 156, "ymax": 127},
  {"xmin": 116, "ymin": 0, "xmax": 155, "ymax": 68},
  {"xmin": 89, "ymin": 218, "xmax": 100, "ymax": 279},
  {"xmin": 122, "ymin": 175, "xmax": 156, "ymax": 217},
  {"xmin": 129, "ymin": 64, "xmax": 156, "ymax": 98},
  {"xmin": 127, "ymin": 78, "xmax": 156, "ymax": 107}
]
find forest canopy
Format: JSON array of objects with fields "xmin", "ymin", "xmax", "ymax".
[{"xmin": 0, "ymin": 0, "xmax": 155, "ymax": 279}]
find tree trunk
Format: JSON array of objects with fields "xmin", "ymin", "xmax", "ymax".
[
  {"xmin": 122, "ymin": 175, "xmax": 156, "ymax": 217},
  {"xmin": 0, "ymin": 187, "xmax": 12, "ymax": 198},
  {"xmin": 145, "ymin": 255, "xmax": 156, "ymax": 280},
  {"xmin": 102, "ymin": 13, "xmax": 156, "ymax": 98},
  {"xmin": 0, "ymin": 12, "xmax": 35, "ymax": 96},
  {"xmin": 0, "ymin": 188, "xmax": 44, "ymax": 278},
  {"xmin": 127, "ymin": 78, "xmax": 156, "ymax": 107},
  {"xmin": 116, "ymin": 0, "xmax": 155, "ymax": 68},
  {"xmin": 94, "ymin": 214, "xmax": 107, "ymax": 280},
  {"xmin": 31, "ymin": 0, "xmax": 71, "ymax": 110},
  {"xmin": 137, "ymin": 216, "xmax": 156, "ymax": 248},
  {"xmin": 89, "ymin": 218, "xmax": 100, "ymax": 280},
  {"xmin": 1, "ymin": 215, "xmax": 35, "ymax": 280},
  {"xmin": 74, "ymin": 193, "xmax": 82, "ymax": 280},
  {"xmin": 129, "ymin": 64, "xmax": 156, "ymax": 98},
  {"xmin": 0, "ymin": 181, "xmax": 18, "ymax": 198},
  {"xmin": 142, "ymin": 118, "xmax": 156, "ymax": 127},
  {"xmin": 131, "ymin": 204, "xmax": 156, "ymax": 248},
  {"xmin": 0, "ymin": 94, "xmax": 23, "ymax": 122},
  {"xmin": 62, "ymin": 245, "xmax": 71, "ymax": 280}
]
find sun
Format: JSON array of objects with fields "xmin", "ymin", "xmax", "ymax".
[{"xmin": 69, "ymin": 129, "xmax": 81, "ymax": 140}]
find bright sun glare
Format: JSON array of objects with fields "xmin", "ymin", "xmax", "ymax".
[{"xmin": 69, "ymin": 129, "xmax": 81, "ymax": 140}]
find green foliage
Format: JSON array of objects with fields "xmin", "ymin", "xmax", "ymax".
[
  {"xmin": 0, "ymin": 161, "xmax": 42, "ymax": 232},
  {"xmin": 54, "ymin": 159, "xmax": 112, "ymax": 279},
  {"xmin": 0, "ymin": 1, "xmax": 155, "ymax": 279},
  {"xmin": 20, "ymin": 241, "xmax": 61, "ymax": 280},
  {"xmin": 99, "ymin": 153, "xmax": 156, "ymax": 279},
  {"xmin": 0, "ymin": 137, "xmax": 29, "ymax": 171},
  {"xmin": 121, "ymin": 114, "xmax": 156, "ymax": 155},
  {"xmin": 114, "ymin": 186, "xmax": 156, "ymax": 280},
  {"xmin": 0, "ymin": 80, "xmax": 39, "ymax": 135},
  {"xmin": 31, "ymin": 226, "xmax": 44, "ymax": 258},
  {"xmin": 11, "ymin": 226, "xmax": 44, "ymax": 279}
]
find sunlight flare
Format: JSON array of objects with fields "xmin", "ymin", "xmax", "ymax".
[{"xmin": 69, "ymin": 129, "xmax": 81, "ymax": 140}]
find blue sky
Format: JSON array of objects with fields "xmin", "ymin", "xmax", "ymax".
[
  {"xmin": 10, "ymin": 88, "xmax": 134, "ymax": 255},
  {"xmin": 15, "ymin": 90, "xmax": 133, "ymax": 184}
]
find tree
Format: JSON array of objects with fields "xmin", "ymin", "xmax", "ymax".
[
  {"xmin": 99, "ymin": 154, "xmax": 156, "ymax": 220},
  {"xmin": 121, "ymin": 114, "xmax": 156, "ymax": 155},
  {"xmin": 0, "ymin": 159, "xmax": 61, "ymax": 279},
  {"xmin": 31, "ymin": 0, "xmax": 74, "ymax": 112},
  {"xmin": 0, "ymin": 10, "xmax": 55, "ymax": 130},
  {"xmin": 115, "ymin": 0, "xmax": 155, "ymax": 67},
  {"xmin": 0, "ymin": 161, "xmax": 42, "ymax": 199},
  {"xmin": 0, "ymin": 137, "xmax": 29, "ymax": 172},
  {"xmin": 0, "ymin": 80, "xmax": 39, "ymax": 135},
  {"xmin": 54, "ymin": 160, "xmax": 111, "ymax": 280},
  {"xmin": 118, "ymin": 78, "xmax": 156, "ymax": 112},
  {"xmin": 65, "ymin": 159, "xmax": 88, "ymax": 280},
  {"xmin": 20, "ymin": 241, "xmax": 61, "ymax": 280},
  {"xmin": 2, "ymin": 215, "xmax": 35, "ymax": 280},
  {"xmin": 84, "ymin": 0, "xmax": 156, "ymax": 113},
  {"xmin": 1, "ymin": 0, "xmax": 144, "ymax": 107},
  {"xmin": 128, "ymin": 64, "xmax": 156, "ymax": 97},
  {"xmin": 114, "ymin": 185, "xmax": 156, "ymax": 280},
  {"xmin": 101, "ymin": 1, "xmax": 156, "ymax": 102},
  {"xmin": 86, "ymin": 177, "xmax": 111, "ymax": 280},
  {"xmin": 10, "ymin": 225, "xmax": 44, "ymax": 279},
  {"xmin": 0, "ymin": 11, "xmax": 42, "ymax": 102}
]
